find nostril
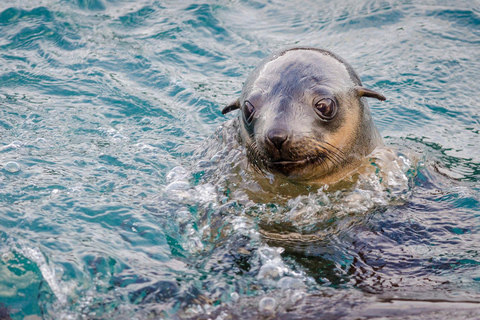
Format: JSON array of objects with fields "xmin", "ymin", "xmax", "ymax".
[{"xmin": 267, "ymin": 129, "xmax": 288, "ymax": 150}]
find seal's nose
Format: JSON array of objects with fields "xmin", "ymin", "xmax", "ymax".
[{"xmin": 267, "ymin": 129, "xmax": 288, "ymax": 150}]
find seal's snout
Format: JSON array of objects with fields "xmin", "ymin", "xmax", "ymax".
[{"xmin": 267, "ymin": 129, "xmax": 289, "ymax": 151}]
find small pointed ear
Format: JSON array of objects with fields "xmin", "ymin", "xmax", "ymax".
[
  {"xmin": 222, "ymin": 99, "xmax": 240, "ymax": 115},
  {"xmin": 355, "ymin": 86, "xmax": 386, "ymax": 101}
]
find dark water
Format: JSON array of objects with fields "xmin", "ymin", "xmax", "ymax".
[{"xmin": 0, "ymin": 0, "xmax": 480, "ymax": 319}]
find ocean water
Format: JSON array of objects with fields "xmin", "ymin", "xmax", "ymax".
[{"xmin": 0, "ymin": 0, "xmax": 480, "ymax": 319}]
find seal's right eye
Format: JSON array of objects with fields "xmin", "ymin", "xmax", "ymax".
[
  {"xmin": 314, "ymin": 98, "xmax": 337, "ymax": 121},
  {"xmin": 243, "ymin": 101, "xmax": 255, "ymax": 124}
]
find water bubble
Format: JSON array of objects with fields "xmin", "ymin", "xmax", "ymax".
[
  {"xmin": 258, "ymin": 263, "xmax": 284, "ymax": 279},
  {"xmin": 35, "ymin": 138, "xmax": 48, "ymax": 147},
  {"xmin": 257, "ymin": 246, "xmax": 288, "ymax": 279},
  {"xmin": 230, "ymin": 292, "xmax": 239, "ymax": 303},
  {"xmin": 258, "ymin": 297, "xmax": 277, "ymax": 316},
  {"xmin": 164, "ymin": 181, "xmax": 193, "ymax": 202},
  {"xmin": 290, "ymin": 291, "xmax": 306, "ymax": 304},
  {"xmin": 139, "ymin": 117, "xmax": 151, "ymax": 125},
  {"xmin": 165, "ymin": 181, "xmax": 191, "ymax": 192},
  {"xmin": 4, "ymin": 161, "xmax": 21, "ymax": 173},
  {"xmin": 112, "ymin": 133, "xmax": 127, "ymax": 141},
  {"xmin": 258, "ymin": 246, "xmax": 284, "ymax": 263},
  {"xmin": 166, "ymin": 166, "xmax": 189, "ymax": 182},
  {"xmin": 1, "ymin": 252, "xmax": 13, "ymax": 262},
  {"xmin": 277, "ymin": 277, "xmax": 306, "ymax": 290}
]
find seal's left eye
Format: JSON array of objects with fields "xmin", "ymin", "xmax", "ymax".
[
  {"xmin": 243, "ymin": 101, "xmax": 255, "ymax": 124},
  {"xmin": 314, "ymin": 98, "xmax": 337, "ymax": 121}
]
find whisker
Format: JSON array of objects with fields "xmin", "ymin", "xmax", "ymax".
[
  {"xmin": 309, "ymin": 140, "xmax": 346, "ymax": 169},
  {"xmin": 246, "ymin": 140, "xmax": 267, "ymax": 174},
  {"xmin": 324, "ymin": 141, "xmax": 348, "ymax": 159},
  {"xmin": 322, "ymin": 142, "xmax": 347, "ymax": 163},
  {"xmin": 243, "ymin": 135, "xmax": 349, "ymax": 179}
]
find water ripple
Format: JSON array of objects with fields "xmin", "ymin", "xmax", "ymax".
[{"xmin": 1, "ymin": 0, "xmax": 480, "ymax": 318}]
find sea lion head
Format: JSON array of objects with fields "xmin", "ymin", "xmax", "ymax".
[{"xmin": 223, "ymin": 47, "xmax": 386, "ymax": 183}]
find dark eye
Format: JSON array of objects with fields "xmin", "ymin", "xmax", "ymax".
[
  {"xmin": 243, "ymin": 101, "xmax": 255, "ymax": 124},
  {"xmin": 314, "ymin": 98, "xmax": 337, "ymax": 121}
]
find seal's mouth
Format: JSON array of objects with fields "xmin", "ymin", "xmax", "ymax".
[
  {"xmin": 268, "ymin": 158, "xmax": 312, "ymax": 165},
  {"xmin": 264, "ymin": 157, "xmax": 324, "ymax": 177}
]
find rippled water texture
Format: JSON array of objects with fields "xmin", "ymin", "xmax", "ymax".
[{"xmin": 1, "ymin": 0, "xmax": 480, "ymax": 319}]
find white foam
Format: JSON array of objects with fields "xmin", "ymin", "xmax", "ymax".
[{"xmin": 18, "ymin": 245, "xmax": 70, "ymax": 305}]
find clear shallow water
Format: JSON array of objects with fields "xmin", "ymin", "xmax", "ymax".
[{"xmin": 0, "ymin": 0, "xmax": 480, "ymax": 319}]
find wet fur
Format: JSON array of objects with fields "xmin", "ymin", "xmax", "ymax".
[{"xmin": 224, "ymin": 47, "xmax": 385, "ymax": 184}]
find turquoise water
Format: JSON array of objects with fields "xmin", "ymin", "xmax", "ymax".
[{"xmin": 1, "ymin": 0, "xmax": 480, "ymax": 318}]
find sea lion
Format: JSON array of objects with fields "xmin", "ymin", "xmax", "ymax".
[{"xmin": 222, "ymin": 47, "xmax": 386, "ymax": 185}]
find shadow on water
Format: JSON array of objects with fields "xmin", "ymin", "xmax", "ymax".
[{"xmin": 0, "ymin": 303, "xmax": 12, "ymax": 320}]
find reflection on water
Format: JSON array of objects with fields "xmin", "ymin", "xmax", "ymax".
[{"xmin": 0, "ymin": 0, "xmax": 479, "ymax": 318}]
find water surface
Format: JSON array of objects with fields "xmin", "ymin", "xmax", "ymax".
[{"xmin": 0, "ymin": 0, "xmax": 480, "ymax": 318}]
